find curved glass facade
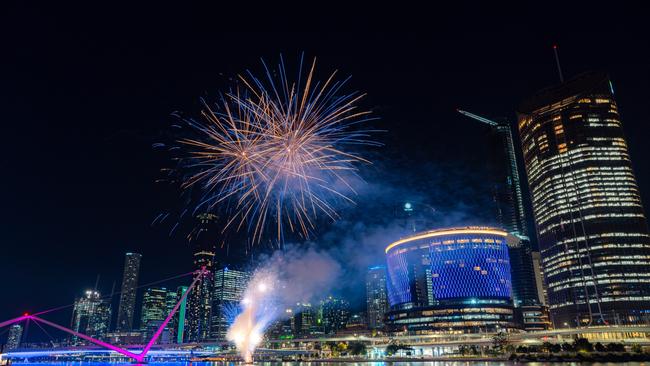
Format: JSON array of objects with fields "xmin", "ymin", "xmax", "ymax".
[
  {"xmin": 385, "ymin": 227, "xmax": 516, "ymax": 333},
  {"xmin": 386, "ymin": 227, "xmax": 513, "ymax": 308}
]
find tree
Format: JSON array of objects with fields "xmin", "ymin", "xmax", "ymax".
[
  {"xmin": 492, "ymin": 331, "xmax": 509, "ymax": 353},
  {"xmin": 595, "ymin": 342, "xmax": 606, "ymax": 352},
  {"xmin": 550, "ymin": 343, "xmax": 562, "ymax": 353},
  {"xmin": 561, "ymin": 342, "xmax": 574, "ymax": 352},
  {"xmin": 605, "ymin": 343, "xmax": 625, "ymax": 352},
  {"xmin": 516, "ymin": 345, "xmax": 529, "ymax": 353},
  {"xmin": 542, "ymin": 342, "xmax": 553, "ymax": 353},
  {"xmin": 631, "ymin": 344, "xmax": 643, "ymax": 354},
  {"xmin": 348, "ymin": 342, "xmax": 367, "ymax": 356},
  {"xmin": 573, "ymin": 338, "xmax": 593, "ymax": 353}
]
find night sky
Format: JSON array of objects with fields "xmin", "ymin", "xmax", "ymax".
[{"xmin": 2, "ymin": 5, "xmax": 649, "ymax": 337}]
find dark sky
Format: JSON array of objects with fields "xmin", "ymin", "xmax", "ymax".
[{"xmin": 2, "ymin": 4, "xmax": 649, "ymax": 337}]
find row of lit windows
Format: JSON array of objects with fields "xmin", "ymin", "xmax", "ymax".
[{"xmin": 549, "ymin": 296, "xmax": 650, "ymax": 310}]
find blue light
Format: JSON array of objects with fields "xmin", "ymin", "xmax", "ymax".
[{"xmin": 404, "ymin": 202, "xmax": 413, "ymax": 211}]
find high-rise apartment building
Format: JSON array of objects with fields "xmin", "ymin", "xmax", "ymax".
[
  {"xmin": 116, "ymin": 252, "xmax": 141, "ymax": 331},
  {"xmin": 366, "ymin": 266, "xmax": 388, "ymax": 329},
  {"xmin": 320, "ymin": 296, "xmax": 350, "ymax": 335},
  {"xmin": 186, "ymin": 213, "xmax": 217, "ymax": 342},
  {"xmin": 71, "ymin": 290, "xmax": 112, "ymax": 343},
  {"xmin": 140, "ymin": 287, "xmax": 169, "ymax": 341},
  {"xmin": 6, "ymin": 324, "xmax": 23, "ymax": 350},
  {"xmin": 518, "ymin": 71, "xmax": 650, "ymax": 326},
  {"xmin": 210, "ymin": 266, "xmax": 249, "ymax": 340}
]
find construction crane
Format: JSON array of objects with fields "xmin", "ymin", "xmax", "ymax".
[{"xmin": 456, "ymin": 108, "xmax": 500, "ymax": 127}]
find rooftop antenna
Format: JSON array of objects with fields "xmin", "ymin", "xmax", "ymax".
[
  {"xmin": 553, "ymin": 44, "xmax": 564, "ymax": 83},
  {"xmin": 94, "ymin": 274, "xmax": 101, "ymax": 292}
]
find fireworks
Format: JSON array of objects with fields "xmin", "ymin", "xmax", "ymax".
[{"xmin": 177, "ymin": 55, "xmax": 378, "ymax": 243}]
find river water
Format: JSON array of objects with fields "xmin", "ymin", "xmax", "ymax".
[{"xmin": 8, "ymin": 362, "xmax": 649, "ymax": 366}]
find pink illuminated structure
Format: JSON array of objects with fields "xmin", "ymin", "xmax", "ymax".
[{"xmin": 0, "ymin": 267, "xmax": 207, "ymax": 363}]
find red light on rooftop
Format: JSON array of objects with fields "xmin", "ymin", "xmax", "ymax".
[
  {"xmin": 23, "ymin": 312, "xmax": 29, "ymax": 317},
  {"xmin": 553, "ymin": 44, "xmax": 558, "ymax": 49}
]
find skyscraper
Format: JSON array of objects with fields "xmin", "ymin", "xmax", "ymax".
[
  {"xmin": 6, "ymin": 324, "xmax": 23, "ymax": 350},
  {"xmin": 71, "ymin": 290, "xmax": 111, "ymax": 343},
  {"xmin": 210, "ymin": 266, "xmax": 249, "ymax": 340},
  {"xmin": 186, "ymin": 213, "xmax": 217, "ymax": 342},
  {"xmin": 171, "ymin": 286, "xmax": 188, "ymax": 344},
  {"xmin": 320, "ymin": 296, "xmax": 350, "ymax": 335},
  {"xmin": 116, "ymin": 252, "xmax": 141, "ymax": 331},
  {"xmin": 458, "ymin": 110, "xmax": 542, "ymax": 313},
  {"xmin": 518, "ymin": 71, "xmax": 650, "ymax": 326},
  {"xmin": 366, "ymin": 266, "xmax": 388, "ymax": 329},
  {"xmin": 140, "ymin": 287, "xmax": 169, "ymax": 341}
]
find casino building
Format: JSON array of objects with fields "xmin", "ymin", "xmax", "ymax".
[{"xmin": 384, "ymin": 227, "xmax": 518, "ymax": 334}]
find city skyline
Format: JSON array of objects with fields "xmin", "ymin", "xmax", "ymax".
[{"xmin": 3, "ymin": 9, "xmax": 650, "ymax": 350}]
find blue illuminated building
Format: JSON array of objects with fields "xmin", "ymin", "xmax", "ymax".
[{"xmin": 385, "ymin": 227, "xmax": 517, "ymax": 334}]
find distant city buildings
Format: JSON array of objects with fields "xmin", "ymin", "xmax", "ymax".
[
  {"xmin": 71, "ymin": 290, "xmax": 111, "ymax": 343},
  {"xmin": 320, "ymin": 296, "xmax": 350, "ymax": 335},
  {"xmin": 518, "ymin": 71, "xmax": 650, "ymax": 327},
  {"xmin": 366, "ymin": 266, "xmax": 388, "ymax": 329},
  {"xmin": 210, "ymin": 266, "xmax": 249, "ymax": 340},
  {"xmin": 140, "ymin": 287, "xmax": 169, "ymax": 342},
  {"xmin": 171, "ymin": 286, "xmax": 188, "ymax": 343},
  {"xmin": 186, "ymin": 213, "xmax": 217, "ymax": 342},
  {"xmin": 6, "ymin": 324, "xmax": 23, "ymax": 350},
  {"xmin": 116, "ymin": 252, "xmax": 141, "ymax": 331}
]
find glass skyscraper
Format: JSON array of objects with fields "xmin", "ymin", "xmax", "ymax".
[
  {"xmin": 71, "ymin": 290, "xmax": 112, "ymax": 343},
  {"xmin": 210, "ymin": 266, "xmax": 250, "ymax": 340},
  {"xmin": 6, "ymin": 324, "xmax": 23, "ymax": 350},
  {"xmin": 116, "ymin": 252, "xmax": 141, "ymax": 331},
  {"xmin": 518, "ymin": 71, "xmax": 650, "ymax": 327},
  {"xmin": 365, "ymin": 266, "xmax": 388, "ymax": 329},
  {"xmin": 140, "ymin": 287, "xmax": 169, "ymax": 341},
  {"xmin": 186, "ymin": 213, "xmax": 217, "ymax": 342},
  {"xmin": 320, "ymin": 296, "xmax": 350, "ymax": 335}
]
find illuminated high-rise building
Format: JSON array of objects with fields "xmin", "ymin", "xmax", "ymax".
[
  {"xmin": 6, "ymin": 324, "xmax": 23, "ymax": 350},
  {"xmin": 518, "ymin": 71, "xmax": 650, "ymax": 326},
  {"xmin": 458, "ymin": 110, "xmax": 543, "ymax": 316},
  {"xmin": 171, "ymin": 286, "xmax": 188, "ymax": 343},
  {"xmin": 320, "ymin": 296, "xmax": 350, "ymax": 335},
  {"xmin": 71, "ymin": 290, "xmax": 111, "ymax": 343},
  {"xmin": 366, "ymin": 266, "xmax": 388, "ymax": 329},
  {"xmin": 186, "ymin": 213, "xmax": 217, "ymax": 342},
  {"xmin": 116, "ymin": 252, "xmax": 141, "ymax": 331},
  {"xmin": 210, "ymin": 266, "xmax": 250, "ymax": 340},
  {"xmin": 140, "ymin": 287, "xmax": 169, "ymax": 341}
]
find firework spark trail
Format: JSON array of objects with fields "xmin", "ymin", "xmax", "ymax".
[{"xmin": 178, "ymin": 55, "xmax": 379, "ymax": 243}]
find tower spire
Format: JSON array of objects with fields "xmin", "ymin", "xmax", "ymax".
[{"xmin": 553, "ymin": 44, "xmax": 564, "ymax": 83}]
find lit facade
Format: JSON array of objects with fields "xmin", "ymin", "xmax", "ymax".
[
  {"xmin": 170, "ymin": 286, "xmax": 188, "ymax": 343},
  {"xmin": 140, "ymin": 287, "xmax": 168, "ymax": 341},
  {"xmin": 320, "ymin": 296, "xmax": 350, "ymax": 335},
  {"xmin": 210, "ymin": 266, "xmax": 250, "ymax": 340},
  {"xmin": 518, "ymin": 71, "xmax": 650, "ymax": 326},
  {"xmin": 71, "ymin": 290, "xmax": 111, "ymax": 343},
  {"xmin": 6, "ymin": 324, "xmax": 23, "ymax": 350},
  {"xmin": 116, "ymin": 252, "xmax": 141, "ymax": 331},
  {"xmin": 186, "ymin": 213, "xmax": 217, "ymax": 342},
  {"xmin": 366, "ymin": 266, "xmax": 389, "ymax": 329},
  {"xmin": 384, "ymin": 227, "xmax": 515, "ymax": 333}
]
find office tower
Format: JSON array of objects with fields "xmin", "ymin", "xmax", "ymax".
[
  {"xmin": 531, "ymin": 251, "xmax": 548, "ymax": 306},
  {"xmin": 140, "ymin": 287, "xmax": 168, "ymax": 341},
  {"xmin": 518, "ymin": 71, "xmax": 650, "ymax": 326},
  {"xmin": 366, "ymin": 266, "xmax": 388, "ymax": 329},
  {"xmin": 210, "ymin": 266, "xmax": 250, "ymax": 340},
  {"xmin": 71, "ymin": 290, "xmax": 112, "ymax": 343},
  {"xmin": 186, "ymin": 213, "xmax": 217, "ymax": 342},
  {"xmin": 320, "ymin": 296, "xmax": 350, "ymax": 335},
  {"xmin": 291, "ymin": 303, "xmax": 315, "ymax": 337},
  {"xmin": 6, "ymin": 324, "xmax": 23, "ymax": 350},
  {"xmin": 116, "ymin": 252, "xmax": 142, "ymax": 331},
  {"xmin": 458, "ymin": 110, "xmax": 543, "ymax": 314},
  {"xmin": 171, "ymin": 286, "xmax": 188, "ymax": 343}
]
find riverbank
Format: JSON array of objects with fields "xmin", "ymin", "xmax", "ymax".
[{"xmin": 510, "ymin": 352, "xmax": 650, "ymax": 362}]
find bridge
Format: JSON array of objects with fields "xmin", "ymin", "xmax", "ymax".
[
  {"xmin": 1, "ymin": 267, "xmax": 208, "ymax": 363},
  {"xmin": 3, "ymin": 266, "xmax": 650, "ymax": 361}
]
